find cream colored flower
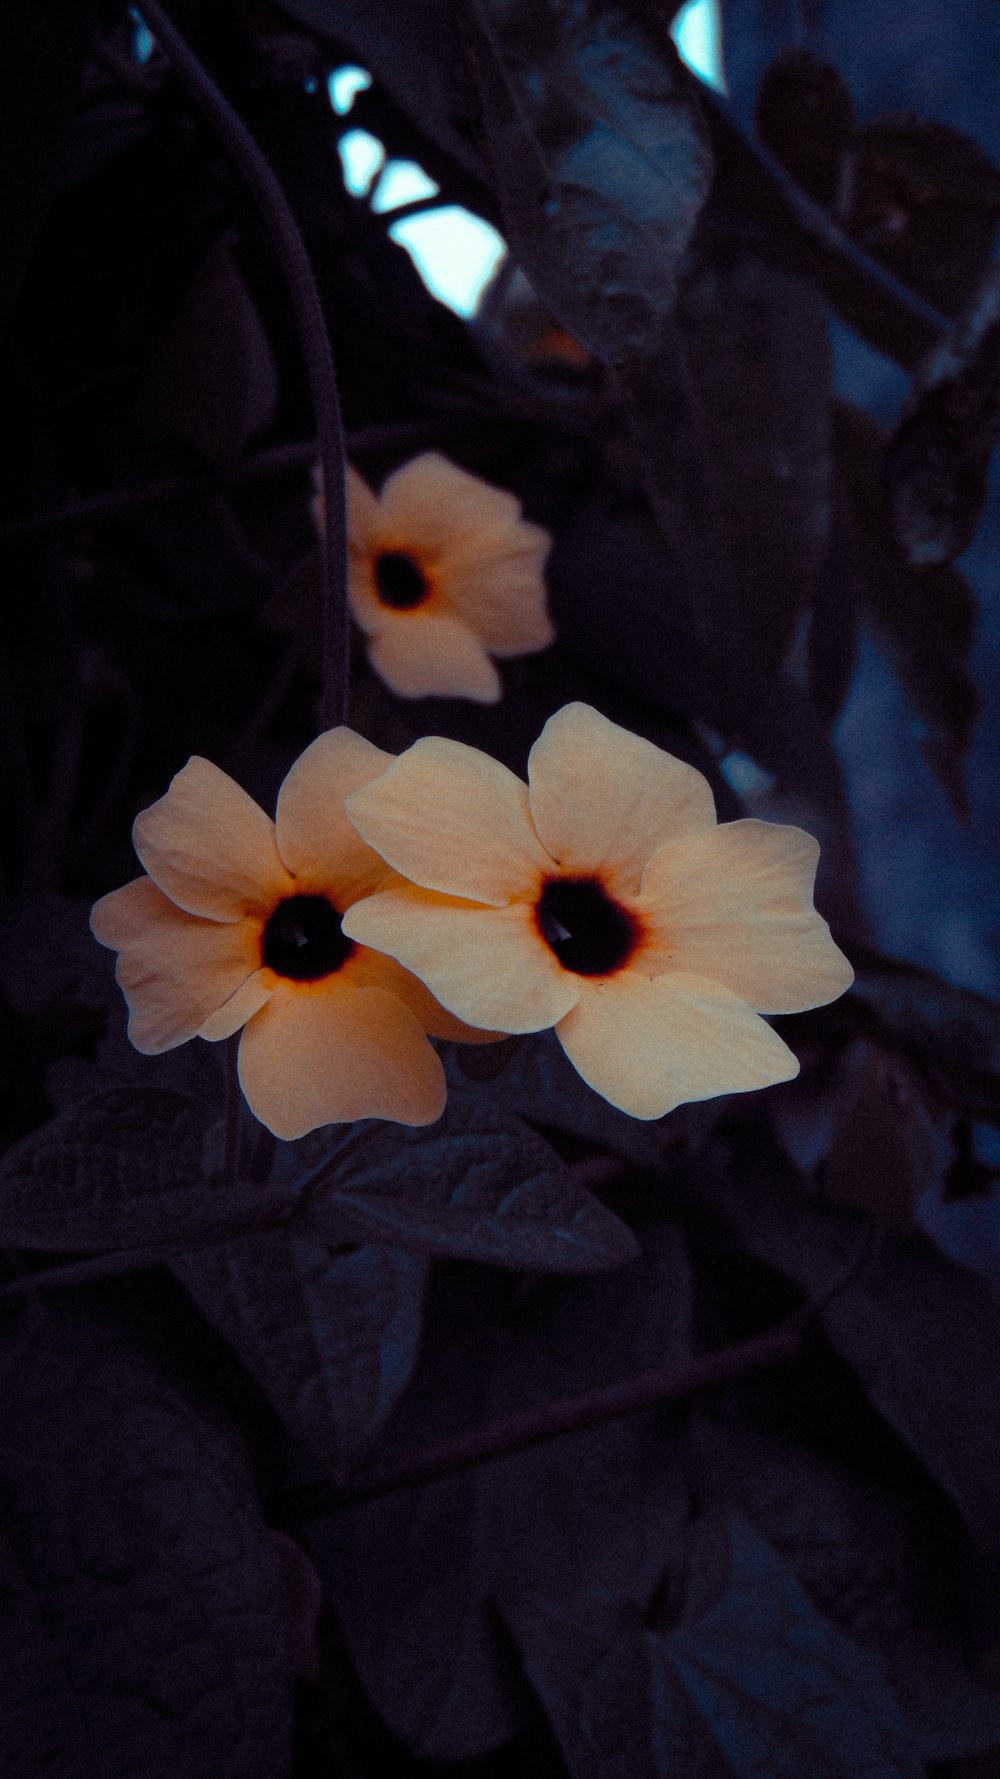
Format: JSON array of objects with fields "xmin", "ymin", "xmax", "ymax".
[
  {"xmin": 342, "ymin": 704, "xmax": 855, "ymax": 1120},
  {"xmin": 90, "ymin": 730, "xmax": 489, "ymax": 1140},
  {"xmin": 340, "ymin": 452, "xmax": 553, "ymax": 703}
]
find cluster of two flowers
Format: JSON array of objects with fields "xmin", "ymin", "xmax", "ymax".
[{"xmin": 92, "ymin": 704, "xmax": 854, "ymax": 1141}]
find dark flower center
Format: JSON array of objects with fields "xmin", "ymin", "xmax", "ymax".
[
  {"xmin": 374, "ymin": 550, "xmax": 430, "ymax": 610},
  {"xmin": 534, "ymin": 876, "xmax": 639, "ymax": 977},
  {"xmin": 261, "ymin": 894, "xmax": 354, "ymax": 982}
]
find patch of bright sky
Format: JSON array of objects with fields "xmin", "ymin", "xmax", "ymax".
[{"xmin": 328, "ymin": 1, "xmax": 724, "ymax": 317}]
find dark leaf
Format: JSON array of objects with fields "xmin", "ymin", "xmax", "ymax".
[
  {"xmin": 139, "ymin": 237, "xmax": 279, "ymax": 467},
  {"xmin": 499, "ymin": 1594, "xmax": 723, "ymax": 1779},
  {"xmin": 463, "ymin": 1030, "xmax": 668, "ymax": 1169},
  {"xmin": 833, "ymin": 402, "xmax": 977, "ymax": 815},
  {"xmin": 849, "ymin": 114, "xmax": 1000, "ymax": 326},
  {"xmin": 847, "ymin": 943, "xmax": 1000, "ymax": 1125},
  {"xmin": 887, "ymin": 264, "xmax": 1000, "ymax": 567},
  {"xmin": 504, "ymin": 1515, "xmax": 923, "ymax": 1777},
  {"xmin": 808, "ymin": 483, "xmax": 860, "ymax": 729},
  {"xmin": 819, "ymin": 1046, "xmax": 937, "ymax": 1230},
  {"xmin": 0, "ymin": 2, "xmax": 98, "ymax": 332},
  {"xmin": 665, "ymin": 1513, "xmax": 923, "ymax": 1776},
  {"xmin": 304, "ymin": 1088, "xmax": 639, "ymax": 1272},
  {"xmin": 303, "ymin": 1224, "xmax": 693, "ymax": 1760},
  {"xmin": 462, "ymin": 0, "xmax": 713, "ymax": 363},
  {"xmin": 0, "ymin": 1087, "xmax": 290, "ymax": 1251},
  {"xmin": 693, "ymin": 1418, "xmax": 1000, "ymax": 1761},
  {"xmin": 692, "ymin": 1140, "xmax": 1000, "ymax": 1556},
  {"xmin": 622, "ymin": 214, "xmax": 832, "ymax": 713},
  {"xmin": 275, "ymin": 0, "xmax": 489, "ymax": 181},
  {"xmin": 176, "ymin": 1233, "xmax": 427, "ymax": 1467},
  {"xmin": 754, "ymin": 48, "xmax": 855, "ymax": 208},
  {"xmin": 0, "ymin": 1295, "xmax": 294, "ymax": 1777}
]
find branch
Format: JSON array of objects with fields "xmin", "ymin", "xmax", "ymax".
[
  {"xmin": 279, "ymin": 1225, "xmax": 880, "ymax": 1520},
  {"xmin": 138, "ymin": 0, "xmax": 350, "ymax": 730}
]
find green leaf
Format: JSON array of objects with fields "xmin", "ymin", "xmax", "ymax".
[
  {"xmin": 461, "ymin": 0, "xmax": 713, "ymax": 363},
  {"xmin": 0, "ymin": 1088, "xmax": 291, "ymax": 1251},
  {"xmin": 305, "ymin": 1088, "xmax": 639, "ymax": 1272},
  {"xmin": 847, "ymin": 943, "xmax": 1000, "ymax": 1125}
]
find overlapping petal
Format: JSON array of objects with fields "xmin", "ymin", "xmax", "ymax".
[
  {"xmin": 639, "ymin": 820, "xmax": 855, "ymax": 1013},
  {"xmin": 343, "ymin": 883, "xmax": 578, "ymax": 1033},
  {"xmin": 346, "ymin": 736, "xmax": 552, "ymax": 904},
  {"xmin": 198, "ymin": 969, "xmax": 274, "ymax": 1041},
  {"xmin": 275, "ymin": 727, "xmax": 394, "ymax": 902},
  {"xmin": 555, "ymin": 970, "xmax": 799, "ymax": 1120},
  {"xmin": 90, "ymin": 876, "xmax": 261, "ymax": 1053},
  {"xmin": 367, "ymin": 613, "xmax": 503, "ymax": 703},
  {"xmin": 133, "ymin": 756, "xmax": 291, "ymax": 921},
  {"xmin": 343, "ymin": 942, "xmax": 502, "ymax": 1044},
  {"xmin": 438, "ymin": 529, "xmax": 553, "ymax": 654},
  {"xmin": 237, "ymin": 980, "xmax": 446, "ymax": 1138},
  {"xmin": 527, "ymin": 704, "xmax": 718, "ymax": 894}
]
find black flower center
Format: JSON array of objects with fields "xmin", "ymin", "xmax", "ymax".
[
  {"xmin": 374, "ymin": 550, "xmax": 430, "ymax": 610},
  {"xmin": 534, "ymin": 876, "xmax": 640, "ymax": 977},
  {"xmin": 261, "ymin": 894, "xmax": 354, "ymax": 982}
]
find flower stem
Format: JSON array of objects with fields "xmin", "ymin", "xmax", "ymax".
[{"xmin": 137, "ymin": 0, "xmax": 349, "ymax": 731}]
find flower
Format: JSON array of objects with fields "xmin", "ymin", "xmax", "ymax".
[
  {"xmin": 338, "ymin": 451, "xmax": 553, "ymax": 703},
  {"xmin": 341, "ymin": 704, "xmax": 855, "ymax": 1120},
  {"xmin": 90, "ymin": 730, "xmax": 491, "ymax": 1140}
]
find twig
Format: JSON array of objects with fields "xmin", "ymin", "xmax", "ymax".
[
  {"xmin": 138, "ymin": 0, "xmax": 349, "ymax": 730},
  {"xmin": 280, "ymin": 1224, "xmax": 880, "ymax": 1519}
]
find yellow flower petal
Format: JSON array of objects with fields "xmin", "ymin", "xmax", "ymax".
[
  {"xmin": 555, "ymin": 970, "xmax": 799, "ymax": 1119},
  {"xmin": 133, "ymin": 757, "xmax": 292, "ymax": 921},
  {"xmin": 90, "ymin": 876, "xmax": 261, "ymax": 1054},
  {"xmin": 198, "ymin": 968, "xmax": 274, "ymax": 1040},
  {"xmin": 237, "ymin": 979, "xmax": 446, "ymax": 1137},
  {"xmin": 344, "ymin": 943, "xmax": 502, "ymax": 1044},
  {"xmin": 343, "ymin": 884, "xmax": 578, "ymax": 1033},
  {"xmin": 379, "ymin": 452, "xmax": 521, "ymax": 553},
  {"xmin": 345, "ymin": 462, "xmax": 382, "ymax": 550},
  {"xmin": 345, "ymin": 736, "xmax": 552, "ymax": 904},
  {"xmin": 274, "ymin": 727, "xmax": 394, "ymax": 903},
  {"xmin": 366, "ymin": 612, "xmax": 503, "ymax": 703},
  {"xmin": 527, "ymin": 704, "xmax": 718, "ymax": 894},
  {"xmin": 440, "ymin": 527, "xmax": 554, "ymax": 654},
  {"xmin": 639, "ymin": 820, "xmax": 855, "ymax": 1013}
]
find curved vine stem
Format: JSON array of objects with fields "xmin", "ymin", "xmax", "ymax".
[{"xmin": 138, "ymin": 0, "xmax": 349, "ymax": 730}]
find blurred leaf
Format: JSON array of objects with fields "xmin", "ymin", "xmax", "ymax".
[
  {"xmin": 462, "ymin": 0, "xmax": 712, "ymax": 363},
  {"xmin": 847, "ymin": 944, "xmax": 1000, "ymax": 1125},
  {"xmin": 0, "ymin": 1, "xmax": 98, "ymax": 332},
  {"xmin": 887, "ymin": 263, "xmax": 1000, "ymax": 567},
  {"xmin": 176, "ymin": 1233, "xmax": 427, "ymax": 1468},
  {"xmin": 807, "ymin": 484, "xmax": 860, "ymax": 728},
  {"xmin": 754, "ymin": 48, "xmax": 855, "ymax": 208},
  {"xmin": 304, "ymin": 1088, "xmax": 639, "ymax": 1272},
  {"xmin": 303, "ymin": 1224, "xmax": 692, "ymax": 1760},
  {"xmin": 849, "ymin": 115, "xmax": 1000, "ymax": 326},
  {"xmin": 0, "ymin": 1087, "xmax": 291, "ymax": 1250},
  {"xmin": 0, "ymin": 1295, "xmax": 294, "ymax": 1777},
  {"xmin": 820, "ymin": 1046, "xmax": 937, "ymax": 1230},
  {"xmin": 504, "ymin": 1515, "xmax": 923, "ymax": 1777},
  {"xmin": 623, "ymin": 214, "xmax": 832, "ymax": 714},
  {"xmin": 693, "ymin": 1141, "xmax": 1000, "ymax": 1557},
  {"xmin": 833, "ymin": 402, "xmax": 977, "ymax": 816},
  {"xmin": 693, "ymin": 1418, "xmax": 1000, "ymax": 1762},
  {"xmin": 139, "ymin": 237, "xmax": 279, "ymax": 467}
]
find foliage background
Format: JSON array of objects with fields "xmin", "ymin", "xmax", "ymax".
[{"xmin": 4, "ymin": 2, "xmax": 1000, "ymax": 1774}]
